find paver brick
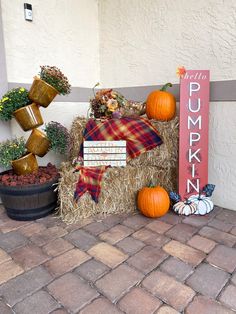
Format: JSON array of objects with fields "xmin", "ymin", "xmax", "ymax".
[
  {"xmin": 0, "ymin": 266, "xmax": 53, "ymax": 306},
  {"xmin": 65, "ymin": 217, "xmax": 94, "ymax": 232},
  {"xmin": 13, "ymin": 290, "xmax": 59, "ymax": 314},
  {"xmin": 0, "ymin": 220, "xmax": 31, "ymax": 234},
  {"xmin": 163, "ymin": 240, "xmax": 205, "ymax": 266},
  {"xmin": 0, "ymin": 260, "xmax": 23, "ymax": 285},
  {"xmin": 232, "ymin": 272, "xmax": 236, "ymax": 285},
  {"xmin": 206, "ymin": 245, "xmax": 236, "ymax": 273},
  {"xmin": 42, "ymin": 238, "xmax": 74, "ymax": 257},
  {"xmin": 231, "ymin": 227, "xmax": 236, "ymax": 236},
  {"xmin": 95, "ymin": 264, "xmax": 143, "ymax": 302},
  {"xmin": 99, "ymin": 224, "xmax": 133, "ymax": 244},
  {"xmin": 166, "ymin": 223, "xmax": 198, "ymax": 243},
  {"xmin": 156, "ymin": 305, "xmax": 180, "ymax": 314},
  {"xmin": 0, "ymin": 300, "xmax": 13, "ymax": 314},
  {"xmin": 64, "ymin": 229, "xmax": 98, "ymax": 251},
  {"xmin": 0, "ymin": 248, "xmax": 11, "ymax": 265},
  {"xmin": 186, "ymin": 263, "xmax": 230, "ymax": 298},
  {"xmin": 118, "ymin": 287, "xmax": 162, "ymax": 314},
  {"xmin": 199, "ymin": 226, "xmax": 236, "ymax": 247},
  {"xmin": 142, "ymin": 271, "xmax": 195, "ymax": 312},
  {"xmin": 45, "ymin": 248, "xmax": 90, "ymax": 277},
  {"xmin": 80, "ymin": 297, "xmax": 123, "ymax": 314},
  {"xmin": 208, "ymin": 219, "xmax": 233, "ymax": 232},
  {"xmin": 127, "ymin": 246, "xmax": 168, "ymax": 274},
  {"xmin": 0, "ymin": 231, "xmax": 28, "ymax": 252},
  {"xmin": 187, "ymin": 235, "xmax": 216, "ymax": 253},
  {"xmin": 47, "ymin": 272, "xmax": 99, "ymax": 313},
  {"xmin": 146, "ymin": 220, "xmax": 173, "ymax": 234},
  {"xmin": 182, "ymin": 215, "xmax": 210, "ymax": 227},
  {"xmin": 186, "ymin": 295, "xmax": 235, "ymax": 314},
  {"xmin": 101, "ymin": 214, "xmax": 123, "ymax": 227},
  {"xmin": 30, "ymin": 226, "xmax": 67, "ymax": 246},
  {"xmin": 87, "ymin": 242, "xmax": 128, "ymax": 268},
  {"xmin": 50, "ymin": 309, "xmax": 68, "ymax": 314},
  {"xmin": 132, "ymin": 228, "xmax": 170, "ymax": 248},
  {"xmin": 18, "ymin": 223, "xmax": 46, "ymax": 237},
  {"xmin": 216, "ymin": 209, "xmax": 236, "ymax": 224},
  {"xmin": 159, "ymin": 213, "xmax": 183, "ymax": 225},
  {"xmin": 122, "ymin": 214, "xmax": 150, "ymax": 230},
  {"xmin": 10, "ymin": 245, "xmax": 50, "ymax": 270},
  {"xmin": 83, "ymin": 221, "xmax": 110, "ymax": 235},
  {"xmin": 219, "ymin": 284, "xmax": 236, "ymax": 310},
  {"xmin": 116, "ymin": 236, "xmax": 145, "ymax": 255},
  {"xmin": 160, "ymin": 257, "xmax": 193, "ymax": 282},
  {"xmin": 74, "ymin": 259, "xmax": 109, "ymax": 282}
]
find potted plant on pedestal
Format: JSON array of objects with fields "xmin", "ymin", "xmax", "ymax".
[
  {"xmin": 0, "ymin": 87, "xmax": 44, "ymax": 131},
  {"xmin": 29, "ymin": 65, "xmax": 71, "ymax": 108}
]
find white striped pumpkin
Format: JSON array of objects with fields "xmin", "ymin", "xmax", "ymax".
[
  {"xmin": 188, "ymin": 194, "xmax": 214, "ymax": 215},
  {"xmin": 173, "ymin": 201, "xmax": 197, "ymax": 216}
]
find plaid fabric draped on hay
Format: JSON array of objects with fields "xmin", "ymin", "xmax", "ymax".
[
  {"xmin": 79, "ymin": 117, "xmax": 163, "ymax": 161},
  {"xmin": 74, "ymin": 117, "xmax": 163, "ymax": 202}
]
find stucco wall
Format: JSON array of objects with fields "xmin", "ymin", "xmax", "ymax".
[
  {"xmin": 99, "ymin": 0, "xmax": 236, "ymax": 87},
  {"xmin": 1, "ymin": 0, "xmax": 100, "ymax": 87}
]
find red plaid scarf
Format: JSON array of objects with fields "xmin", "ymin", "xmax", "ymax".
[
  {"xmin": 74, "ymin": 166, "xmax": 109, "ymax": 203},
  {"xmin": 75, "ymin": 117, "xmax": 162, "ymax": 202}
]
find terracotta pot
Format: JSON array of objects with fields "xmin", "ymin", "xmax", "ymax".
[
  {"xmin": 26, "ymin": 128, "xmax": 50, "ymax": 157},
  {"xmin": 29, "ymin": 78, "xmax": 58, "ymax": 108},
  {"xmin": 11, "ymin": 153, "xmax": 38, "ymax": 175},
  {"xmin": 13, "ymin": 103, "xmax": 44, "ymax": 131}
]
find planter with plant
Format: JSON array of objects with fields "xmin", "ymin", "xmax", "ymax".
[
  {"xmin": 26, "ymin": 128, "xmax": 50, "ymax": 157},
  {"xmin": 29, "ymin": 65, "xmax": 71, "ymax": 107},
  {"xmin": 0, "ymin": 87, "xmax": 43, "ymax": 131},
  {"xmin": 0, "ymin": 137, "xmax": 38, "ymax": 175}
]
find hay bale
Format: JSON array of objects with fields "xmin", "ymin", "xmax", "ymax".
[
  {"xmin": 69, "ymin": 116, "xmax": 179, "ymax": 169},
  {"xmin": 58, "ymin": 162, "xmax": 177, "ymax": 224}
]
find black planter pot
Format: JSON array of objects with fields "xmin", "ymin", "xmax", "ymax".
[{"xmin": 0, "ymin": 175, "xmax": 58, "ymax": 221}]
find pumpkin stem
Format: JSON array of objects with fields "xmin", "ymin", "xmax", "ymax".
[
  {"xmin": 92, "ymin": 82, "xmax": 100, "ymax": 97},
  {"xmin": 148, "ymin": 180, "xmax": 156, "ymax": 188},
  {"xmin": 160, "ymin": 83, "xmax": 172, "ymax": 91}
]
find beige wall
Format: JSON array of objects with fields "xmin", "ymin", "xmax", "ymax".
[{"xmin": 99, "ymin": 0, "xmax": 236, "ymax": 87}]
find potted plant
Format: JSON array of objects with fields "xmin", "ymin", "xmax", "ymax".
[
  {"xmin": 0, "ymin": 137, "xmax": 38, "ymax": 175},
  {"xmin": 44, "ymin": 121, "xmax": 71, "ymax": 155},
  {"xmin": 0, "ymin": 87, "xmax": 44, "ymax": 131},
  {"xmin": 29, "ymin": 65, "xmax": 71, "ymax": 108}
]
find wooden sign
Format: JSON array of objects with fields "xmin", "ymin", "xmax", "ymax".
[
  {"xmin": 179, "ymin": 70, "xmax": 210, "ymax": 199},
  {"xmin": 83, "ymin": 141, "xmax": 126, "ymax": 167}
]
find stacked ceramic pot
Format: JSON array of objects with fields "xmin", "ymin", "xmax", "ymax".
[{"xmin": 12, "ymin": 78, "xmax": 58, "ymax": 175}]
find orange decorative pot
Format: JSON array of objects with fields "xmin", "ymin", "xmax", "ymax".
[
  {"xmin": 11, "ymin": 153, "xmax": 38, "ymax": 175},
  {"xmin": 26, "ymin": 128, "xmax": 50, "ymax": 157},
  {"xmin": 13, "ymin": 103, "xmax": 44, "ymax": 131},
  {"xmin": 29, "ymin": 78, "xmax": 58, "ymax": 108}
]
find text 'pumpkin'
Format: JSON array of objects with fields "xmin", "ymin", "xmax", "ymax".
[
  {"xmin": 137, "ymin": 185, "xmax": 170, "ymax": 218},
  {"xmin": 146, "ymin": 83, "xmax": 176, "ymax": 121}
]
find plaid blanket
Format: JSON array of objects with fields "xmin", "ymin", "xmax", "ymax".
[
  {"xmin": 80, "ymin": 117, "xmax": 162, "ymax": 161},
  {"xmin": 74, "ymin": 166, "xmax": 109, "ymax": 203},
  {"xmin": 75, "ymin": 117, "xmax": 162, "ymax": 202}
]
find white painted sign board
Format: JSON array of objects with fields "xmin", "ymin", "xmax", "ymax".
[{"xmin": 83, "ymin": 141, "xmax": 126, "ymax": 167}]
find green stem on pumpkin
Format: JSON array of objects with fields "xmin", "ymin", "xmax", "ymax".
[
  {"xmin": 148, "ymin": 180, "xmax": 156, "ymax": 188},
  {"xmin": 160, "ymin": 82, "xmax": 172, "ymax": 91},
  {"xmin": 92, "ymin": 82, "xmax": 100, "ymax": 97}
]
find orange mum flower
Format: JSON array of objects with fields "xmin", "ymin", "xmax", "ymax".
[{"xmin": 176, "ymin": 66, "xmax": 186, "ymax": 78}]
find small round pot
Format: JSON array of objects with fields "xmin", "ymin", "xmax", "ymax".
[
  {"xmin": 26, "ymin": 128, "xmax": 50, "ymax": 157},
  {"xmin": 29, "ymin": 78, "xmax": 58, "ymax": 108},
  {"xmin": 11, "ymin": 153, "xmax": 38, "ymax": 175},
  {"xmin": 13, "ymin": 103, "xmax": 44, "ymax": 131}
]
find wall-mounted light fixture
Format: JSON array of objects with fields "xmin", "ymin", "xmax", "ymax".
[{"xmin": 24, "ymin": 3, "xmax": 33, "ymax": 21}]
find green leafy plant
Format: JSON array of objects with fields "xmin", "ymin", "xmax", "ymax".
[
  {"xmin": 0, "ymin": 137, "xmax": 27, "ymax": 168},
  {"xmin": 39, "ymin": 65, "xmax": 71, "ymax": 95},
  {"xmin": 44, "ymin": 121, "xmax": 71, "ymax": 155},
  {"xmin": 0, "ymin": 88, "xmax": 31, "ymax": 121}
]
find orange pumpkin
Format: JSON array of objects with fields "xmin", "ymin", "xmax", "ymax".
[
  {"xmin": 146, "ymin": 83, "xmax": 176, "ymax": 121},
  {"xmin": 137, "ymin": 185, "xmax": 170, "ymax": 218}
]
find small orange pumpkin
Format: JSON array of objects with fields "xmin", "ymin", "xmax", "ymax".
[
  {"xmin": 146, "ymin": 83, "xmax": 176, "ymax": 121},
  {"xmin": 137, "ymin": 185, "xmax": 170, "ymax": 218}
]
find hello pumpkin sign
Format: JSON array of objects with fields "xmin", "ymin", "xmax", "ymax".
[{"xmin": 178, "ymin": 70, "xmax": 210, "ymax": 200}]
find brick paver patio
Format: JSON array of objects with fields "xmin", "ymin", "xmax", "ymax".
[{"xmin": 0, "ymin": 205, "xmax": 236, "ymax": 313}]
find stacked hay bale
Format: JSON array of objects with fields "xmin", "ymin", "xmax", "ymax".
[{"xmin": 58, "ymin": 116, "xmax": 179, "ymax": 223}]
